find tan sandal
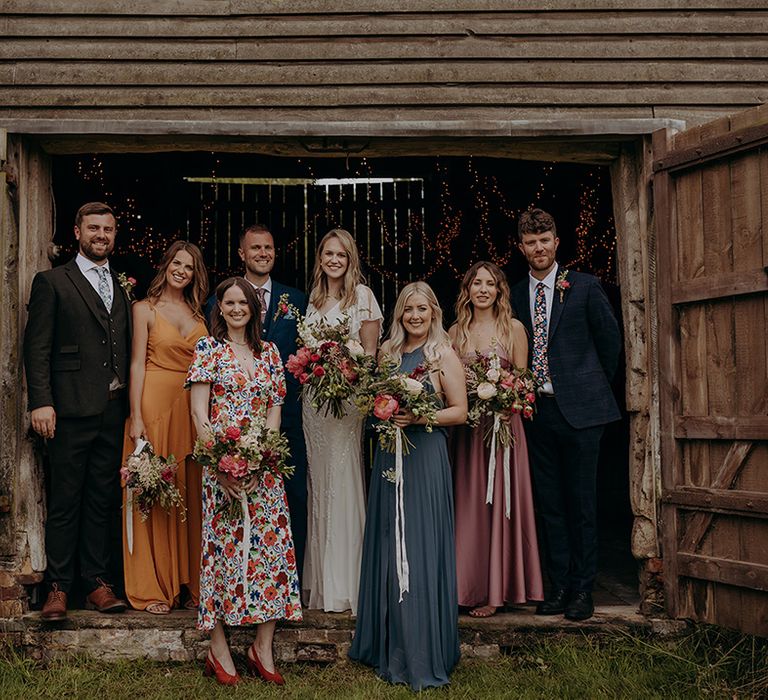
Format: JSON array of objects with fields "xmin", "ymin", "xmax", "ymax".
[
  {"xmin": 469, "ymin": 605, "xmax": 497, "ymax": 618},
  {"xmin": 145, "ymin": 601, "xmax": 171, "ymax": 615}
]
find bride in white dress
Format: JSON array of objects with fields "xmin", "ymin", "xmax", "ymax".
[{"xmin": 302, "ymin": 228, "xmax": 383, "ymax": 615}]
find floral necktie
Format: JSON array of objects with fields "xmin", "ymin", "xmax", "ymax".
[
  {"xmin": 255, "ymin": 287, "xmax": 267, "ymax": 325},
  {"xmin": 95, "ymin": 267, "xmax": 113, "ymax": 312},
  {"xmin": 531, "ymin": 282, "xmax": 549, "ymax": 388}
]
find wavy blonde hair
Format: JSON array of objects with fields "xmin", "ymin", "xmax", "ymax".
[
  {"xmin": 453, "ymin": 261, "xmax": 517, "ymax": 357},
  {"xmin": 146, "ymin": 240, "xmax": 208, "ymax": 319},
  {"xmin": 386, "ymin": 281, "xmax": 451, "ymax": 365},
  {"xmin": 309, "ymin": 228, "xmax": 364, "ymax": 311}
]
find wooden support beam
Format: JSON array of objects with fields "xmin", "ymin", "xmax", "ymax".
[
  {"xmin": 678, "ymin": 553, "xmax": 768, "ymax": 592},
  {"xmin": 674, "ymin": 417, "xmax": 768, "ymax": 440},
  {"xmin": 664, "ymin": 487, "xmax": 768, "ymax": 518},
  {"xmin": 671, "ymin": 268, "xmax": 768, "ymax": 305}
]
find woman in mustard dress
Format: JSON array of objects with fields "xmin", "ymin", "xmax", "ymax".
[{"xmin": 122, "ymin": 241, "xmax": 208, "ymax": 614}]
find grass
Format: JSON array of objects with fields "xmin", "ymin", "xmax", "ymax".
[{"xmin": 1, "ymin": 627, "xmax": 766, "ymax": 699}]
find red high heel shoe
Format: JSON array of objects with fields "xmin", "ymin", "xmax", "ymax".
[
  {"xmin": 203, "ymin": 650, "xmax": 240, "ymax": 686},
  {"xmin": 246, "ymin": 644, "xmax": 285, "ymax": 686}
]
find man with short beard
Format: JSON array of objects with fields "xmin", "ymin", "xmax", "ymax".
[
  {"xmin": 511, "ymin": 208, "xmax": 621, "ymax": 622},
  {"xmin": 24, "ymin": 201, "xmax": 130, "ymax": 620}
]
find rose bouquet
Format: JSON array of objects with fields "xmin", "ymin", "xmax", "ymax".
[
  {"xmin": 286, "ymin": 315, "xmax": 374, "ymax": 419},
  {"xmin": 356, "ymin": 356, "xmax": 440, "ymax": 457},
  {"xmin": 122, "ymin": 440, "xmax": 184, "ymax": 522},
  {"xmin": 193, "ymin": 419, "xmax": 293, "ymax": 512},
  {"xmin": 193, "ymin": 419, "xmax": 293, "ymax": 587},
  {"xmin": 464, "ymin": 351, "xmax": 537, "ymax": 518},
  {"xmin": 465, "ymin": 351, "xmax": 537, "ymax": 445}
]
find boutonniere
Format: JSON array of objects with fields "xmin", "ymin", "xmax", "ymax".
[
  {"xmin": 555, "ymin": 269, "xmax": 571, "ymax": 302},
  {"xmin": 117, "ymin": 271, "xmax": 137, "ymax": 301},
  {"xmin": 273, "ymin": 292, "xmax": 298, "ymax": 322}
]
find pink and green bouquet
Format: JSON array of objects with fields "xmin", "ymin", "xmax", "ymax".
[
  {"xmin": 122, "ymin": 441, "xmax": 184, "ymax": 521},
  {"xmin": 193, "ymin": 419, "xmax": 293, "ymax": 516},
  {"xmin": 356, "ymin": 356, "xmax": 440, "ymax": 455},
  {"xmin": 464, "ymin": 351, "xmax": 537, "ymax": 446},
  {"xmin": 286, "ymin": 315, "xmax": 374, "ymax": 419}
]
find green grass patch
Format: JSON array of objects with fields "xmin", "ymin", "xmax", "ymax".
[{"xmin": 1, "ymin": 627, "xmax": 766, "ymax": 699}]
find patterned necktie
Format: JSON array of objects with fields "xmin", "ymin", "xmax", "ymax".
[
  {"xmin": 95, "ymin": 266, "xmax": 113, "ymax": 312},
  {"xmin": 531, "ymin": 282, "xmax": 549, "ymax": 388},
  {"xmin": 255, "ymin": 287, "xmax": 267, "ymax": 325}
]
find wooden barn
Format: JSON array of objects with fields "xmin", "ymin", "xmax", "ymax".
[{"xmin": 0, "ymin": 1, "xmax": 766, "ymax": 642}]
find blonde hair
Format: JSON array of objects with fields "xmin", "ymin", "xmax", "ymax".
[
  {"xmin": 453, "ymin": 261, "xmax": 517, "ymax": 357},
  {"xmin": 309, "ymin": 228, "xmax": 364, "ymax": 311},
  {"xmin": 387, "ymin": 281, "xmax": 451, "ymax": 365}
]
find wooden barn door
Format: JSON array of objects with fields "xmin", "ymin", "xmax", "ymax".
[{"xmin": 653, "ymin": 106, "xmax": 768, "ymax": 636}]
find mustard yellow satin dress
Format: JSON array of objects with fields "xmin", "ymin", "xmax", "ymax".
[{"xmin": 121, "ymin": 309, "xmax": 207, "ymax": 610}]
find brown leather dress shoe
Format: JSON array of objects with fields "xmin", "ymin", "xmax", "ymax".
[
  {"xmin": 86, "ymin": 578, "xmax": 127, "ymax": 613},
  {"xmin": 41, "ymin": 583, "xmax": 67, "ymax": 621}
]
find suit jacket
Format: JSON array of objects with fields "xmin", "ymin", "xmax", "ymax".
[
  {"xmin": 511, "ymin": 268, "xmax": 621, "ymax": 430},
  {"xmin": 261, "ymin": 281, "xmax": 307, "ymax": 424},
  {"xmin": 23, "ymin": 257, "xmax": 133, "ymax": 418}
]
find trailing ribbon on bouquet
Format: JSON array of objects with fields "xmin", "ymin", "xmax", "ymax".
[
  {"xmin": 485, "ymin": 414, "xmax": 512, "ymax": 519},
  {"xmin": 125, "ymin": 437, "xmax": 149, "ymax": 555},
  {"xmin": 394, "ymin": 427, "xmax": 410, "ymax": 602},
  {"xmin": 240, "ymin": 491, "xmax": 251, "ymax": 596}
]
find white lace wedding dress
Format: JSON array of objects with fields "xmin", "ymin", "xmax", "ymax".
[{"xmin": 302, "ymin": 284, "xmax": 383, "ymax": 614}]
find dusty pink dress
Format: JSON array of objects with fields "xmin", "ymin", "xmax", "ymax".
[{"xmin": 452, "ymin": 348, "xmax": 544, "ymax": 607}]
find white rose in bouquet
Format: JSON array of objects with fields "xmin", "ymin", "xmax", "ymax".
[
  {"xmin": 402, "ymin": 377, "xmax": 425, "ymax": 395},
  {"xmin": 486, "ymin": 367, "xmax": 501, "ymax": 382},
  {"xmin": 345, "ymin": 339, "xmax": 365, "ymax": 357},
  {"xmin": 476, "ymin": 382, "xmax": 498, "ymax": 400}
]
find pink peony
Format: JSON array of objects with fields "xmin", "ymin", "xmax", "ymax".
[
  {"xmin": 500, "ymin": 374, "xmax": 516, "ymax": 389},
  {"xmin": 218, "ymin": 454, "xmax": 238, "ymax": 476},
  {"xmin": 286, "ymin": 353, "xmax": 306, "ymax": 376},
  {"xmin": 299, "ymin": 372, "xmax": 310, "ymax": 384},
  {"xmin": 373, "ymin": 394, "xmax": 399, "ymax": 420}
]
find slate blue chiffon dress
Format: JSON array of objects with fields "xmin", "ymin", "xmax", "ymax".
[{"xmin": 349, "ymin": 346, "xmax": 460, "ymax": 691}]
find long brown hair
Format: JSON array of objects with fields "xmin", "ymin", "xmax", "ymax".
[
  {"xmin": 452, "ymin": 261, "xmax": 517, "ymax": 357},
  {"xmin": 209, "ymin": 277, "xmax": 263, "ymax": 356},
  {"xmin": 145, "ymin": 240, "xmax": 208, "ymax": 318},
  {"xmin": 309, "ymin": 228, "xmax": 365, "ymax": 311}
]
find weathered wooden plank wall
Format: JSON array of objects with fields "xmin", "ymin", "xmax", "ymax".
[{"xmin": 0, "ymin": 1, "xmax": 767, "ymax": 128}]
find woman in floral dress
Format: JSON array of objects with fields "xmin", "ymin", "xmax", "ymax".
[{"xmin": 188, "ymin": 277, "xmax": 301, "ymax": 686}]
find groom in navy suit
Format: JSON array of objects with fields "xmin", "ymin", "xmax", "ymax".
[
  {"xmin": 232, "ymin": 223, "xmax": 308, "ymax": 582},
  {"xmin": 511, "ymin": 208, "xmax": 621, "ymax": 621}
]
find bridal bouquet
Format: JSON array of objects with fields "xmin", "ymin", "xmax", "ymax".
[
  {"xmin": 465, "ymin": 351, "xmax": 537, "ymax": 445},
  {"xmin": 121, "ymin": 440, "xmax": 184, "ymax": 522},
  {"xmin": 193, "ymin": 419, "xmax": 294, "ymax": 516},
  {"xmin": 286, "ymin": 314, "xmax": 374, "ymax": 419},
  {"xmin": 355, "ymin": 356, "xmax": 440, "ymax": 458},
  {"xmin": 464, "ymin": 351, "xmax": 537, "ymax": 518}
]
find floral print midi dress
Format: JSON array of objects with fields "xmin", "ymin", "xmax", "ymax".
[{"xmin": 187, "ymin": 336, "xmax": 303, "ymax": 631}]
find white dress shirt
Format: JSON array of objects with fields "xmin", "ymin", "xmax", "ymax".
[
  {"xmin": 76, "ymin": 253, "xmax": 114, "ymax": 301},
  {"xmin": 527, "ymin": 263, "xmax": 559, "ymax": 395},
  {"xmin": 245, "ymin": 276, "xmax": 272, "ymax": 312}
]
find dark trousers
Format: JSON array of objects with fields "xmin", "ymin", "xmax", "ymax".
[
  {"xmin": 525, "ymin": 395, "xmax": 604, "ymax": 593},
  {"xmin": 282, "ymin": 416, "xmax": 308, "ymax": 587},
  {"xmin": 44, "ymin": 398, "xmax": 126, "ymax": 594}
]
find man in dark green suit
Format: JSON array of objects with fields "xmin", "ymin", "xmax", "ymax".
[{"xmin": 24, "ymin": 202, "xmax": 130, "ymax": 621}]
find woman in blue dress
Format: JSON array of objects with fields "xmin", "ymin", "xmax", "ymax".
[{"xmin": 349, "ymin": 281, "xmax": 467, "ymax": 691}]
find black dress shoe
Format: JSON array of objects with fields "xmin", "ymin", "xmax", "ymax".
[
  {"xmin": 564, "ymin": 591, "xmax": 594, "ymax": 621},
  {"xmin": 535, "ymin": 588, "xmax": 570, "ymax": 615}
]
